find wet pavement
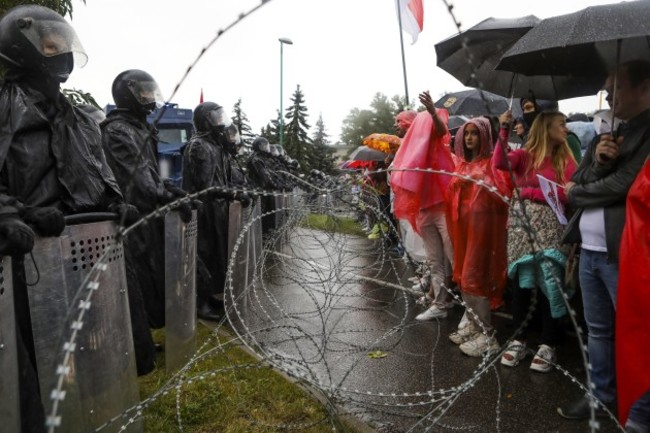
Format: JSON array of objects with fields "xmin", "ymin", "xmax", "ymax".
[{"xmin": 230, "ymin": 227, "xmax": 623, "ymax": 433}]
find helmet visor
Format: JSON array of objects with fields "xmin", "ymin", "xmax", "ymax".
[
  {"xmin": 207, "ymin": 107, "xmax": 232, "ymax": 128},
  {"xmin": 20, "ymin": 18, "xmax": 88, "ymax": 67},
  {"xmin": 127, "ymin": 79, "xmax": 165, "ymax": 108}
]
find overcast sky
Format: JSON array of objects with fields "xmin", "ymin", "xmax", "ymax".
[{"xmin": 65, "ymin": 0, "xmax": 619, "ymax": 142}]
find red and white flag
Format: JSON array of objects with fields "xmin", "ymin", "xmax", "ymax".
[
  {"xmin": 537, "ymin": 174, "xmax": 568, "ymax": 225},
  {"xmin": 396, "ymin": 0, "xmax": 424, "ymax": 44}
]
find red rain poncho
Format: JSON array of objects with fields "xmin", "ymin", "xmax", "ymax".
[
  {"xmin": 616, "ymin": 159, "xmax": 650, "ymax": 424},
  {"xmin": 391, "ymin": 110, "xmax": 454, "ymax": 234},
  {"xmin": 446, "ymin": 118, "xmax": 512, "ymax": 300}
]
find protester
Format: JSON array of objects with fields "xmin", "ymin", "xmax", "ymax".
[
  {"xmin": 617, "ymin": 157, "xmax": 650, "ymax": 433},
  {"xmin": 0, "ymin": 5, "xmax": 136, "ymax": 430},
  {"xmin": 391, "ymin": 91, "xmax": 455, "ymax": 321},
  {"xmin": 445, "ymin": 118, "xmax": 511, "ymax": 357},
  {"xmin": 494, "ymin": 110, "xmax": 577, "ymax": 373},
  {"xmin": 556, "ymin": 60, "xmax": 650, "ymax": 431},
  {"xmin": 183, "ymin": 101, "xmax": 244, "ymax": 321}
]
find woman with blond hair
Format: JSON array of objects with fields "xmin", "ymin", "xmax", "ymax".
[{"xmin": 493, "ymin": 110, "xmax": 577, "ymax": 373}]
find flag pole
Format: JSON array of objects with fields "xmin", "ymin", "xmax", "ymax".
[{"xmin": 396, "ymin": 0, "xmax": 410, "ymax": 107}]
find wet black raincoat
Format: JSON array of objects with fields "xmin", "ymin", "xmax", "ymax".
[
  {"xmin": 101, "ymin": 109, "xmax": 166, "ymax": 374},
  {"xmin": 182, "ymin": 134, "xmax": 231, "ymax": 306},
  {"xmin": 0, "ymin": 78, "xmax": 126, "ymax": 433}
]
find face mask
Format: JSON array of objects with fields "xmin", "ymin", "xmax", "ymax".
[
  {"xmin": 523, "ymin": 111, "xmax": 538, "ymax": 127},
  {"xmin": 43, "ymin": 52, "xmax": 73, "ymax": 83}
]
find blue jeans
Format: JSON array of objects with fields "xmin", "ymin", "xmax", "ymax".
[{"xmin": 580, "ymin": 249, "xmax": 650, "ymax": 426}]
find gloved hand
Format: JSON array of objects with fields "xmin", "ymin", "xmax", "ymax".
[
  {"xmin": 164, "ymin": 181, "xmax": 188, "ymax": 198},
  {"xmin": 108, "ymin": 202, "xmax": 141, "ymax": 226},
  {"xmin": 238, "ymin": 193, "xmax": 252, "ymax": 208},
  {"xmin": 0, "ymin": 215, "xmax": 35, "ymax": 255},
  {"xmin": 190, "ymin": 199, "xmax": 204, "ymax": 214},
  {"xmin": 23, "ymin": 206, "xmax": 65, "ymax": 237},
  {"xmin": 173, "ymin": 201, "xmax": 193, "ymax": 224}
]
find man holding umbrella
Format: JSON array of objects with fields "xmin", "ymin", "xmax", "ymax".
[{"xmin": 559, "ymin": 59, "xmax": 650, "ymax": 432}]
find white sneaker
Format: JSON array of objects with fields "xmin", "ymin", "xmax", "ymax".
[
  {"xmin": 529, "ymin": 344, "xmax": 556, "ymax": 373},
  {"xmin": 416, "ymin": 294, "xmax": 433, "ymax": 306},
  {"xmin": 459, "ymin": 333, "xmax": 499, "ymax": 357},
  {"xmin": 449, "ymin": 323, "xmax": 478, "ymax": 345},
  {"xmin": 500, "ymin": 340, "xmax": 527, "ymax": 367},
  {"xmin": 415, "ymin": 305, "xmax": 448, "ymax": 320}
]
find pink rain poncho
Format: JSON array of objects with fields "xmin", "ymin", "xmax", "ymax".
[
  {"xmin": 446, "ymin": 118, "xmax": 512, "ymax": 302},
  {"xmin": 390, "ymin": 109, "xmax": 454, "ymax": 234}
]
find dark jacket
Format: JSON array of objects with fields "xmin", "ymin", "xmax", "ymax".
[
  {"xmin": 101, "ymin": 109, "xmax": 166, "ymax": 331},
  {"xmin": 566, "ymin": 108, "xmax": 650, "ymax": 262},
  {"xmin": 247, "ymin": 152, "xmax": 283, "ymax": 191},
  {"xmin": 0, "ymin": 80, "xmax": 123, "ymax": 211}
]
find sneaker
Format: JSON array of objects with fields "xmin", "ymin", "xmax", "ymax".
[
  {"xmin": 459, "ymin": 333, "xmax": 499, "ymax": 357},
  {"xmin": 415, "ymin": 305, "xmax": 448, "ymax": 321},
  {"xmin": 369, "ymin": 224, "xmax": 380, "ymax": 235},
  {"xmin": 416, "ymin": 294, "xmax": 433, "ymax": 306},
  {"xmin": 529, "ymin": 344, "xmax": 556, "ymax": 373},
  {"xmin": 449, "ymin": 323, "xmax": 478, "ymax": 345},
  {"xmin": 368, "ymin": 231, "xmax": 381, "ymax": 240},
  {"xmin": 557, "ymin": 395, "xmax": 612, "ymax": 420},
  {"xmin": 500, "ymin": 340, "xmax": 527, "ymax": 367}
]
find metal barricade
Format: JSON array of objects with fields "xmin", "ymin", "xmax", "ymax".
[
  {"xmin": 0, "ymin": 256, "xmax": 20, "ymax": 433},
  {"xmin": 164, "ymin": 210, "xmax": 197, "ymax": 372},
  {"xmin": 25, "ymin": 214, "xmax": 141, "ymax": 433}
]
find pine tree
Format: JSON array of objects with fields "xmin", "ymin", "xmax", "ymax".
[
  {"xmin": 283, "ymin": 85, "xmax": 311, "ymax": 173},
  {"xmin": 231, "ymin": 98, "xmax": 255, "ymax": 145},
  {"xmin": 260, "ymin": 110, "xmax": 280, "ymax": 144},
  {"xmin": 309, "ymin": 114, "xmax": 336, "ymax": 174}
]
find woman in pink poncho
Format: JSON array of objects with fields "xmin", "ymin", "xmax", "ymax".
[
  {"xmin": 391, "ymin": 91, "xmax": 456, "ymax": 321},
  {"xmin": 445, "ymin": 117, "xmax": 512, "ymax": 357}
]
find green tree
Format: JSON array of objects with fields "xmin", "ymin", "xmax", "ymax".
[
  {"xmin": 284, "ymin": 84, "xmax": 311, "ymax": 173},
  {"xmin": 309, "ymin": 114, "xmax": 336, "ymax": 174},
  {"xmin": 0, "ymin": 0, "xmax": 81, "ymax": 17},
  {"xmin": 231, "ymin": 98, "xmax": 254, "ymax": 145},
  {"xmin": 339, "ymin": 92, "xmax": 405, "ymax": 149},
  {"xmin": 260, "ymin": 110, "xmax": 280, "ymax": 144}
]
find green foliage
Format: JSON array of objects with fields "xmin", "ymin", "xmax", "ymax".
[
  {"xmin": 0, "ymin": 0, "xmax": 83, "ymax": 18},
  {"xmin": 339, "ymin": 93, "xmax": 407, "ymax": 149},
  {"xmin": 138, "ymin": 325, "xmax": 358, "ymax": 432},
  {"xmin": 284, "ymin": 84, "xmax": 312, "ymax": 173},
  {"xmin": 309, "ymin": 114, "xmax": 336, "ymax": 174},
  {"xmin": 260, "ymin": 110, "xmax": 280, "ymax": 144},
  {"xmin": 301, "ymin": 213, "xmax": 366, "ymax": 237},
  {"xmin": 231, "ymin": 98, "xmax": 255, "ymax": 146}
]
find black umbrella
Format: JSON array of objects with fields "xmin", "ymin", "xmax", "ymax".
[
  {"xmin": 349, "ymin": 145, "xmax": 387, "ymax": 161},
  {"xmin": 434, "ymin": 89, "xmax": 523, "ymax": 117},
  {"xmin": 435, "ymin": 16, "xmax": 603, "ymax": 100},
  {"xmin": 497, "ymin": 0, "xmax": 650, "ymax": 79}
]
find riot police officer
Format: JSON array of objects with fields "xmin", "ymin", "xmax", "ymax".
[
  {"xmin": 0, "ymin": 5, "xmax": 133, "ymax": 431},
  {"xmin": 102, "ymin": 69, "xmax": 192, "ymax": 374},
  {"xmin": 183, "ymin": 101, "xmax": 245, "ymax": 321}
]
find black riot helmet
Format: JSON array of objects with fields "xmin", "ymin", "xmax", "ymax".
[
  {"xmin": 112, "ymin": 69, "xmax": 164, "ymax": 115},
  {"xmin": 270, "ymin": 145, "xmax": 281, "ymax": 157},
  {"xmin": 0, "ymin": 5, "xmax": 87, "ymax": 82},
  {"xmin": 251, "ymin": 136, "xmax": 271, "ymax": 154},
  {"xmin": 192, "ymin": 101, "xmax": 231, "ymax": 133}
]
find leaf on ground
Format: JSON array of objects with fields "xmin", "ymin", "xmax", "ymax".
[{"xmin": 368, "ymin": 350, "xmax": 387, "ymax": 359}]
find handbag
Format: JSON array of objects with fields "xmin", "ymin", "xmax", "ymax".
[{"xmin": 560, "ymin": 208, "xmax": 583, "ymax": 245}]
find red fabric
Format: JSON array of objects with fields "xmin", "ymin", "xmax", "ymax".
[
  {"xmin": 397, "ymin": 0, "xmax": 424, "ymax": 43},
  {"xmin": 395, "ymin": 110, "xmax": 417, "ymax": 131},
  {"xmin": 446, "ymin": 119, "xmax": 511, "ymax": 301},
  {"xmin": 391, "ymin": 110, "xmax": 454, "ymax": 234},
  {"xmin": 616, "ymin": 160, "xmax": 650, "ymax": 424},
  {"xmin": 199, "ymin": 88, "xmax": 204, "ymax": 104},
  {"xmin": 493, "ymin": 127, "xmax": 576, "ymax": 204}
]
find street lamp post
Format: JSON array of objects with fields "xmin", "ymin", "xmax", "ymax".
[{"xmin": 278, "ymin": 37, "xmax": 293, "ymax": 148}]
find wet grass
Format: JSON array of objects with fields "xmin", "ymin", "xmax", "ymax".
[
  {"xmin": 301, "ymin": 213, "xmax": 366, "ymax": 237},
  {"xmin": 137, "ymin": 324, "xmax": 359, "ymax": 433}
]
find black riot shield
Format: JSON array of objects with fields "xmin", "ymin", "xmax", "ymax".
[
  {"xmin": 25, "ymin": 215, "xmax": 141, "ymax": 433},
  {"xmin": 0, "ymin": 257, "xmax": 20, "ymax": 433},
  {"xmin": 164, "ymin": 210, "xmax": 198, "ymax": 372}
]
